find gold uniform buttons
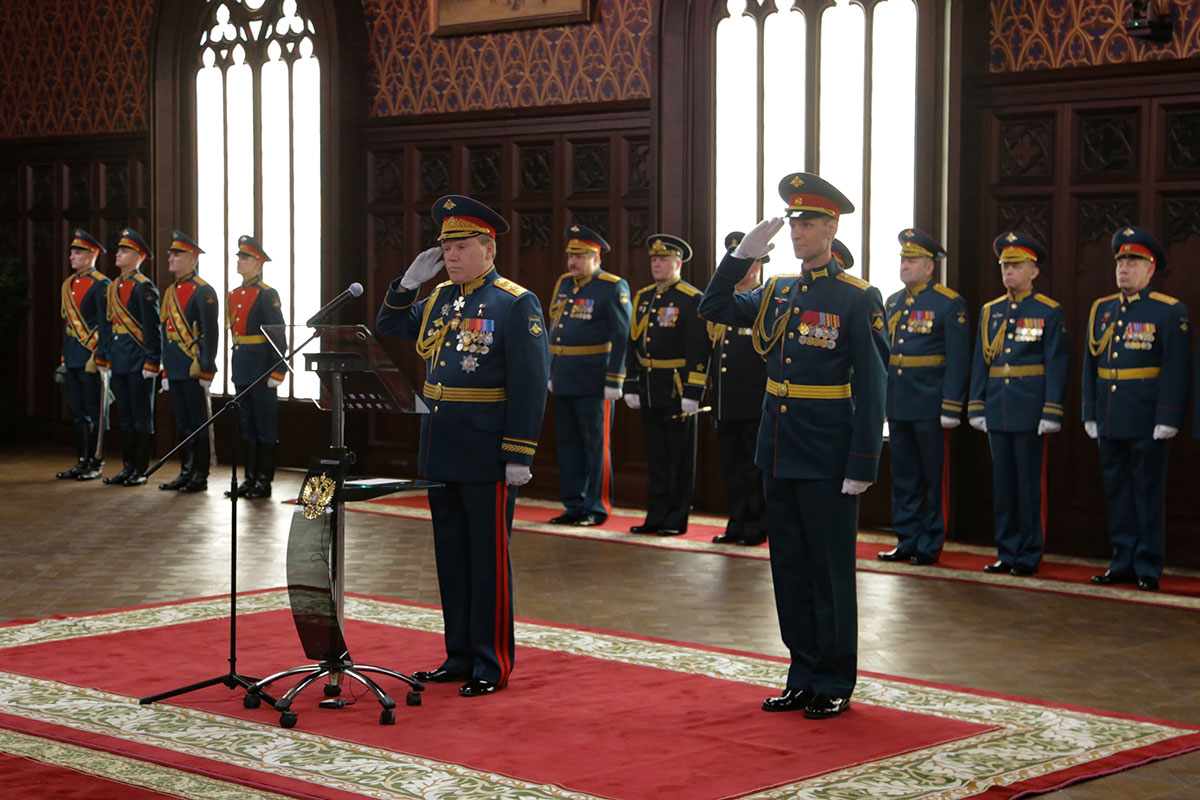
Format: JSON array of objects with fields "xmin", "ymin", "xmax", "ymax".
[
  {"xmin": 785, "ymin": 357, "xmax": 792, "ymax": 364},
  {"xmin": 780, "ymin": 404, "xmax": 788, "ymax": 413},
  {"xmin": 897, "ymin": 368, "xmax": 904, "ymax": 375},
  {"xmin": 1110, "ymin": 385, "xmax": 1117, "ymax": 392},
  {"xmin": 720, "ymin": 367, "xmax": 727, "ymax": 373},
  {"xmin": 1005, "ymin": 348, "xmax": 1011, "ymax": 353}
]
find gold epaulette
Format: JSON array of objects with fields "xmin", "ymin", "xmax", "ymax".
[
  {"xmin": 1150, "ymin": 291, "xmax": 1180, "ymax": 306},
  {"xmin": 193, "ymin": 276, "xmax": 210, "ymax": 287},
  {"xmin": 132, "ymin": 272, "xmax": 151, "ymax": 283},
  {"xmin": 675, "ymin": 281, "xmax": 700, "ymax": 297},
  {"xmin": 255, "ymin": 280, "xmax": 274, "ymax": 291},
  {"xmin": 634, "ymin": 284, "xmax": 657, "ymax": 299},
  {"xmin": 597, "ymin": 271, "xmax": 621, "ymax": 283},
  {"xmin": 836, "ymin": 272, "xmax": 870, "ymax": 290},
  {"xmin": 555, "ymin": 272, "xmax": 573, "ymax": 285},
  {"xmin": 1034, "ymin": 292, "xmax": 1060, "ymax": 308},
  {"xmin": 494, "ymin": 276, "xmax": 529, "ymax": 297},
  {"xmin": 933, "ymin": 283, "xmax": 960, "ymax": 299},
  {"xmin": 984, "ymin": 294, "xmax": 1007, "ymax": 309}
]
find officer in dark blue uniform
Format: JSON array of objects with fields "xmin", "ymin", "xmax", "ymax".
[
  {"xmin": 376, "ymin": 195, "xmax": 550, "ymax": 696},
  {"xmin": 967, "ymin": 232, "xmax": 1069, "ymax": 577},
  {"xmin": 159, "ymin": 231, "xmax": 220, "ymax": 493},
  {"xmin": 226, "ymin": 235, "xmax": 287, "ymax": 500},
  {"xmin": 96, "ymin": 228, "xmax": 161, "ymax": 486},
  {"xmin": 57, "ymin": 229, "xmax": 110, "ymax": 481},
  {"xmin": 707, "ymin": 231, "xmax": 768, "ymax": 546},
  {"xmin": 877, "ymin": 229, "xmax": 970, "ymax": 565},
  {"xmin": 700, "ymin": 173, "xmax": 888, "ymax": 720},
  {"xmin": 623, "ymin": 234, "xmax": 711, "ymax": 536},
  {"xmin": 1084, "ymin": 227, "xmax": 1191, "ymax": 592},
  {"xmin": 546, "ymin": 224, "xmax": 632, "ymax": 527}
]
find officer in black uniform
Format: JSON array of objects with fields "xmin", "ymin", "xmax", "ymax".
[
  {"xmin": 226, "ymin": 235, "xmax": 287, "ymax": 499},
  {"xmin": 700, "ymin": 173, "xmax": 888, "ymax": 720},
  {"xmin": 546, "ymin": 224, "xmax": 632, "ymax": 526},
  {"xmin": 967, "ymin": 232, "xmax": 1069, "ymax": 577},
  {"xmin": 57, "ymin": 229, "xmax": 110, "ymax": 481},
  {"xmin": 377, "ymin": 195, "xmax": 550, "ymax": 696},
  {"xmin": 159, "ymin": 231, "xmax": 220, "ymax": 493},
  {"xmin": 1084, "ymin": 227, "xmax": 1191, "ymax": 592},
  {"xmin": 623, "ymin": 234, "xmax": 711, "ymax": 536},
  {"xmin": 96, "ymin": 228, "xmax": 161, "ymax": 486},
  {"xmin": 877, "ymin": 229, "xmax": 970, "ymax": 565},
  {"xmin": 707, "ymin": 231, "xmax": 768, "ymax": 546}
]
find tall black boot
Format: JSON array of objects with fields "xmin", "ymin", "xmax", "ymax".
[
  {"xmin": 244, "ymin": 442, "xmax": 274, "ymax": 499},
  {"xmin": 226, "ymin": 440, "xmax": 258, "ymax": 498},
  {"xmin": 57, "ymin": 423, "xmax": 91, "ymax": 479},
  {"xmin": 124, "ymin": 432, "xmax": 150, "ymax": 486},
  {"xmin": 158, "ymin": 436, "xmax": 194, "ymax": 490},
  {"xmin": 76, "ymin": 426, "xmax": 104, "ymax": 480},
  {"xmin": 179, "ymin": 435, "xmax": 210, "ymax": 493},
  {"xmin": 104, "ymin": 433, "xmax": 135, "ymax": 485}
]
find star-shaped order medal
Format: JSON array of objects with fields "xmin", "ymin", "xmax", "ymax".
[
  {"xmin": 440, "ymin": 302, "xmax": 452, "ymax": 317},
  {"xmin": 460, "ymin": 354, "xmax": 478, "ymax": 373}
]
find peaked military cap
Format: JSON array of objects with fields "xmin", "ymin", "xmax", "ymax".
[
  {"xmin": 724, "ymin": 230, "xmax": 768, "ymax": 263},
  {"xmin": 646, "ymin": 233, "xmax": 692, "ymax": 262},
  {"xmin": 778, "ymin": 172, "xmax": 855, "ymax": 219},
  {"xmin": 168, "ymin": 230, "xmax": 205, "ymax": 255},
  {"xmin": 831, "ymin": 238, "xmax": 855, "ymax": 270},
  {"xmin": 69, "ymin": 228, "xmax": 106, "ymax": 255},
  {"xmin": 237, "ymin": 234, "xmax": 271, "ymax": 262},
  {"xmin": 565, "ymin": 224, "xmax": 610, "ymax": 254},
  {"xmin": 116, "ymin": 227, "xmax": 152, "ymax": 260},
  {"xmin": 1112, "ymin": 225, "xmax": 1165, "ymax": 266},
  {"xmin": 432, "ymin": 195, "xmax": 509, "ymax": 240},
  {"xmin": 993, "ymin": 231, "xmax": 1047, "ymax": 265},
  {"xmin": 898, "ymin": 228, "xmax": 945, "ymax": 260}
]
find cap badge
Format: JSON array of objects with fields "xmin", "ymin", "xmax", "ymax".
[
  {"xmin": 443, "ymin": 199, "xmax": 457, "ymax": 210},
  {"xmin": 1005, "ymin": 233, "xmax": 1018, "ymax": 242},
  {"xmin": 790, "ymin": 176, "xmax": 804, "ymax": 188}
]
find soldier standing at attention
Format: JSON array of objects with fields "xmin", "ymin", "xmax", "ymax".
[
  {"xmin": 97, "ymin": 228, "xmax": 161, "ymax": 487},
  {"xmin": 700, "ymin": 173, "xmax": 888, "ymax": 720},
  {"xmin": 1085, "ymin": 227, "xmax": 1191, "ymax": 592},
  {"xmin": 377, "ymin": 195, "xmax": 550, "ymax": 697},
  {"xmin": 226, "ymin": 235, "xmax": 287, "ymax": 500},
  {"xmin": 546, "ymin": 224, "xmax": 632, "ymax": 527},
  {"xmin": 159, "ymin": 232, "xmax": 220, "ymax": 493},
  {"xmin": 876, "ymin": 229, "xmax": 970, "ymax": 565},
  {"xmin": 967, "ymin": 232, "xmax": 1069, "ymax": 577},
  {"xmin": 57, "ymin": 229, "xmax": 110, "ymax": 481},
  {"xmin": 623, "ymin": 234, "xmax": 711, "ymax": 536}
]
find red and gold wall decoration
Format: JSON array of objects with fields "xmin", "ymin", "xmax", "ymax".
[{"xmin": 991, "ymin": 0, "xmax": 1200, "ymax": 72}]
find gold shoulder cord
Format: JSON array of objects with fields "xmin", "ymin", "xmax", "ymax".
[
  {"xmin": 629, "ymin": 296, "xmax": 650, "ymax": 342},
  {"xmin": 414, "ymin": 285, "xmax": 449, "ymax": 361},
  {"xmin": 548, "ymin": 294, "xmax": 568, "ymax": 328},
  {"xmin": 887, "ymin": 311, "xmax": 901, "ymax": 344},
  {"xmin": 706, "ymin": 320, "xmax": 725, "ymax": 345},
  {"xmin": 751, "ymin": 277, "xmax": 790, "ymax": 356},
  {"xmin": 981, "ymin": 303, "xmax": 1006, "ymax": 365},
  {"xmin": 1087, "ymin": 300, "xmax": 1114, "ymax": 357}
]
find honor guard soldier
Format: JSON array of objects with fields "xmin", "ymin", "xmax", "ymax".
[
  {"xmin": 376, "ymin": 195, "xmax": 550, "ymax": 697},
  {"xmin": 707, "ymin": 231, "xmax": 768, "ymax": 546},
  {"xmin": 546, "ymin": 224, "xmax": 632, "ymax": 527},
  {"xmin": 96, "ymin": 228, "xmax": 161, "ymax": 486},
  {"xmin": 1084, "ymin": 227, "xmax": 1191, "ymax": 592},
  {"xmin": 159, "ymin": 231, "xmax": 220, "ymax": 493},
  {"xmin": 226, "ymin": 235, "xmax": 287, "ymax": 499},
  {"xmin": 967, "ymin": 232, "xmax": 1069, "ymax": 577},
  {"xmin": 700, "ymin": 173, "xmax": 889, "ymax": 720},
  {"xmin": 57, "ymin": 229, "xmax": 111, "ymax": 480},
  {"xmin": 877, "ymin": 229, "xmax": 969, "ymax": 565},
  {"xmin": 623, "ymin": 233, "xmax": 711, "ymax": 536}
]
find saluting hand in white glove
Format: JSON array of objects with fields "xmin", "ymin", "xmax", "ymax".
[
  {"xmin": 733, "ymin": 217, "xmax": 786, "ymax": 261},
  {"xmin": 400, "ymin": 246, "xmax": 445, "ymax": 290}
]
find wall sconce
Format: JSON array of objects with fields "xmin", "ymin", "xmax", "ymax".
[{"xmin": 1126, "ymin": 0, "xmax": 1174, "ymax": 43}]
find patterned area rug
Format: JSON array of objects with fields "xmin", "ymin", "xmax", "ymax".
[{"xmin": 1, "ymin": 592, "xmax": 1199, "ymax": 799}]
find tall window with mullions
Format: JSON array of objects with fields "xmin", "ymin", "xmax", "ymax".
[
  {"xmin": 715, "ymin": 0, "xmax": 917, "ymax": 305},
  {"xmin": 194, "ymin": 0, "xmax": 322, "ymax": 400}
]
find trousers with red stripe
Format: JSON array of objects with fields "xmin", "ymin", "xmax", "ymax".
[
  {"xmin": 428, "ymin": 481, "xmax": 518, "ymax": 685},
  {"xmin": 887, "ymin": 420, "xmax": 950, "ymax": 560}
]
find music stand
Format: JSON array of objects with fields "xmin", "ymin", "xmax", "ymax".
[{"xmin": 243, "ymin": 324, "xmax": 438, "ymax": 727}]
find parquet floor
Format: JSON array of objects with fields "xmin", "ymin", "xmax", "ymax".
[{"xmin": 2, "ymin": 444, "xmax": 1199, "ymax": 799}]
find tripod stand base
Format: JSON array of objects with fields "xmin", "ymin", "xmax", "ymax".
[
  {"xmin": 246, "ymin": 658, "xmax": 424, "ymax": 727},
  {"xmin": 139, "ymin": 672, "xmax": 278, "ymax": 707}
]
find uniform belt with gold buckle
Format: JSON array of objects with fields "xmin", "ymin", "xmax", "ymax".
[
  {"xmin": 551, "ymin": 343, "xmax": 612, "ymax": 356},
  {"xmin": 233, "ymin": 334, "xmax": 268, "ymax": 345},
  {"xmin": 988, "ymin": 364, "xmax": 1045, "ymax": 378},
  {"xmin": 1096, "ymin": 367, "xmax": 1161, "ymax": 380},
  {"xmin": 765, "ymin": 378, "xmax": 852, "ymax": 399},
  {"xmin": 889, "ymin": 354, "xmax": 946, "ymax": 367},
  {"xmin": 422, "ymin": 383, "xmax": 507, "ymax": 402},
  {"xmin": 638, "ymin": 357, "xmax": 686, "ymax": 369}
]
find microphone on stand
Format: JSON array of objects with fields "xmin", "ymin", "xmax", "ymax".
[{"xmin": 306, "ymin": 283, "xmax": 364, "ymax": 326}]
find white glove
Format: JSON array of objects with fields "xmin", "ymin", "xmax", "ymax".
[
  {"xmin": 400, "ymin": 246, "xmax": 445, "ymax": 290},
  {"xmin": 1153, "ymin": 424, "xmax": 1178, "ymax": 440},
  {"xmin": 969, "ymin": 416, "xmax": 987, "ymax": 433},
  {"xmin": 1084, "ymin": 420, "xmax": 1098, "ymax": 439},
  {"xmin": 160, "ymin": 377, "xmax": 169, "ymax": 392},
  {"xmin": 199, "ymin": 378, "xmax": 212, "ymax": 392},
  {"xmin": 141, "ymin": 368, "xmax": 157, "ymax": 380},
  {"xmin": 681, "ymin": 398, "xmax": 700, "ymax": 415},
  {"xmin": 505, "ymin": 463, "xmax": 532, "ymax": 486},
  {"xmin": 547, "ymin": 379, "xmax": 553, "ymax": 393},
  {"xmin": 1037, "ymin": 419, "xmax": 1061, "ymax": 436},
  {"xmin": 604, "ymin": 386, "xmax": 622, "ymax": 401},
  {"xmin": 841, "ymin": 478, "xmax": 871, "ymax": 496},
  {"xmin": 97, "ymin": 365, "xmax": 111, "ymax": 378},
  {"xmin": 733, "ymin": 217, "xmax": 785, "ymax": 261},
  {"xmin": 624, "ymin": 393, "xmax": 641, "ymax": 410},
  {"xmin": 267, "ymin": 377, "xmax": 281, "ymax": 389},
  {"xmin": 940, "ymin": 415, "xmax": 960, "ymax": 429}
]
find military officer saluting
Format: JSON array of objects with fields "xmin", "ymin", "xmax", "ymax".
[
  {"xmin": 700, "ymin": 173, "xmax": 888, "ymax": 720},
  {"xmin": 377, "ymin": 195, "xmax": 550, "ymax": 696},
  {"xmin": 226, "ymin": 235, "xmax": 287, "ymax": 499},
  {"xmin": 546, "ymin": 224, "xmax": 632, "ymax": 527},
  {"xmin": 159, "ymin": 231, "xmax": 220, "ymax": 493},
  {"xmin": 1085, "ymin": 227, "xmax": 1191, "ymax": 592},
  {"xmin": 968, "ymin": 232, "xmax": 1069, "ymax": 577},
  {"xmin": 96, "ymin": 228, "xmax": 161, "ymax": 486},
  {"xmin": 877, "ymin": 229, "xmax": 969, "ymax": 565},
  {"xmin": 707, "ymin": 231, "xmax": 768, "ymax": 547},
  {"xmin": 624, "ymin": 233, "xmax": 711, "ymax": 536},
  {"xmin": 57, "ymin": 229, "xmax": 111, "ymax": 481}
]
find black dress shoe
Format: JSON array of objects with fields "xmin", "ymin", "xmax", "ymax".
[
  {"xmin": 761, "ymin": 687, "xmax": 813, "ymax": 712},
  {"xmin": 656, "ymin": 528, "xmax": 684, "ymax": 536},
  {"xmin": 412, "ymin": 668, "xmax": 471, "ymax": 683},
  {"xmin": 629, "ymin": 523, "xmax": 661, "ymax": 534},
  {"xmin": 877, "ymin": 548, "xmax": 914, "ymax": 563},
  {"xmin": 1090, "ymin": 570, "xmax": 1136, "ymax": 585},
  {"xmin": 737, "ymin": 535, "xmax": 767, "ymax": 547},
  {"xmin": 983, "ymin": 561, "xmax": 1012, "ymax": 574},
  {"xmin": 909, "ymin": 553, "xmax": 938, "ymax": 566},
  {"xmin": 459, "ymin": 678, "xmax": 503, "ymax": 697},
  {"xmin": 804, "ymin": 694, "xmax": 851, "ymax": 719},
  {"xmin": 1010, "ymin": 564, "xmax": 1037, "ymax": 577},
  {"xmin": 572, "ymin": 514, "xmax": 604, "ymax": 527},
  {"xmin": 548, "ymin": 512, "xmax": 583, "ymax": 525},
  {"xmin": 1137, "ymin": 576, "xmax": 1160, "ymax": 591},
  {"xmin": 712, "ymin": 532, "xmax": 741, "ymax": 544}
]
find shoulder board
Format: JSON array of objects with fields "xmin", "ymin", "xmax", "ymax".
[
  {"xmin": 256, "ymin": 281, "xmax": 274, "ymax": 292},
  {"xmin": 1034, "ymin": 293, "xmax": 1060, "ymax": 309},
  {"xmin": 1092, "ymin": 292, "xmax": 1118, "ymax": 308},
  {"xmin": 933, "ymin": 283, "xmax": 960, "ymax": 300},
  {"xmin": 493, "ymin": 276, "xmax": 529, "ymax": 297},
  {"xmin": 984, "ymin": 294, "xmax": 1008, "ymax": 308},
  {"xmin": 131, "ymin": 272, "xmax": 151, "ymax": 284},
  {"xmin": 675, "ymin": 281, "xmax": 700, "ymax": 297},
  {"xmin": 597, "ymin": 271, "xmax": 621, "ymax": 283},
  {"xmin": 836, "ymin": 272, "xmax": 870, "ymax": 290},
  {"xmin": 634, "ymin": 284, "xmax": 657, "ymax": 298},
  {"xmin": 1149, "ymin": 291, "xmax": 1180, "ymax": 306},
  {"xmin": 555, "ymin": 272, "xmax": 572, "ymax": 285},
  {"xmin": 193, "ymin": 276, "xmax": 210, "ymax": 287},
  {"xmin": 434, "ymin": 279, "xmax": 453, "ymax": 290}
]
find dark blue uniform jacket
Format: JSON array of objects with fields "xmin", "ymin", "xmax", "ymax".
[{"xmin": 547, "ymin": 269, "xmax": 632, "ymax": 397}]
